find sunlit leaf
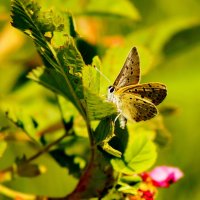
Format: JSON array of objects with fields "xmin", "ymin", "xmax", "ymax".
[
  {"xmin": 163, "ymin": 23, "xmax": 200, "ymax": 56},
  {"xmin": 94, "ymin": 117, "xmax": 114, "ymax": 144},
  {"xmin": 50, "ymin": 149, "xmax": 82, "ymax": 178},
  {"xmin": 101, "ymin": 141, "xmax": 122, "ymax": 158},
  {"xmin": 85, "ymin": 0, "xmax": 141, "ymax": 20},
  {"xmin": 90, "ymin": 56, "xmax": 101, "ymax": 94},
  {"xmin": 4, "ymin": 107, "xmax": 39, "ymax": 142},
  {"xmin": 82, "ymin": 58, "xmax": 117, "ymax": 120},
  {"xmin": 68, "ymin": 12, "xmax": 79, "ymax": 38},
  {"xmin": 94, "ymin": 117, "xmax": 122, "ymax": 157},
  {"xmin": 0, "ymin": 141, "xmax": 7, "ymax": 158},
  {"xmin": 11, "ymin": 0, "xmax": 86, "ymax": 117},
  {"xmin": 117, "ymin": 184, "xmax": 138, "ymax": 195},
  {"xmin": 0, "ymin": 141, "xmax": 78, "ymax": 196},
  {"xmin": 84, "ymin": 91, "xmax": 116, "ymax": 120},
  {"xmin": 127, "ymin": 17, "xmax": 200, "ymax": 56},
  {"xmin": 111, "ymin": 132, "xmax": 157, "ymax": 174},
  {"xmin": 120, "ymin": 174, "xmax": 142, "ymax": 184}
]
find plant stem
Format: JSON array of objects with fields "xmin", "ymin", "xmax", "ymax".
[
  {"xmin": 26, "ymin": 132, "xmax": 70, "ymax": 163},
  {"xmin": 0, "ymin": 131, "xmax": 70, "ymax": 182}
]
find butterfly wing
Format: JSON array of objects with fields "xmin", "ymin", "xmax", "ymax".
[
  {"xmin": 117, "ymin": 93, "xmax": 158, "ymax": 122},
  {"xmin": 117, "ymin": 83, "xmax": 167, "ymax": 105},
  {"xmin": 113, "ymin": 47, "xmax": 140, "ymax": 89}
]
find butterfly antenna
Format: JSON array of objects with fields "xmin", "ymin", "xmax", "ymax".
[{"xmin": 94, "ymin": 66, "xmax": 111, "ymax": 84}]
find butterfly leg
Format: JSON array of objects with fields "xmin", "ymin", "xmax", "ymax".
[
  {"xmin": 114, "ymin": 113, "xmax": 121, "ymax": 123},
  {"xmin": 119, "ymin": 115, "xmax": 127, "ymax": 129},
  {"xmin": 114, "ymin": 113, "xmax": 127, "ymax": 129}
]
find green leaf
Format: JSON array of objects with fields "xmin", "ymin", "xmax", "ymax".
[
  {"xmin": 0, "ymin": 141, "xmax": 78, "ymax": 197},
  {"xmin": 111, "ymin": 132, "xmax": 157, "ymax": 174},
  {"xmin": 28, "ymin": 66, "xmax": 76, "ymax": 101},
  {"xmin": 11, "ymin": 0, "xmax": 56, "ymax": 66},
  {"xmin": 82, "ymin": 57, "xmax": 101, "ymax": 96},
  {"xmin": 94, "ymin": 117, "xmax": 122, "ymax": 158},
  {"xmin": 90, "ymin": 56, "xmax": 101, "ymax": 94},
  {"xmin": 163, "ymin": 23, "xmax": 200, "ymax": 56},
  {"xmin": 11, "ymin": 0, "xmax": 86, "ymax": 117},
  {"xmin": 5, "ymin": 108, "xmax": 39, "ymax": 142},
  {"xmin": 50, "ymin": 149, "xmax": 83, "ymax": 178},
  {"xmin": 68, "ymin": 12, "xmax": 79, "ymax": 38},
  {"xmin": 126, "ymin": 17, "xmax": 200, "ymax": 56},
  {"xmin": 0, "ymin": 141, "xmax": 7, "ymax": 158},
  {"xmin": 83, "ymin": 90, "xmax": 116, "ymax": 120},
  {"xmin": 117, "ymin": 184, "xmax": 138, "ymax": 195},
  {"xmin": 82, "ymin": 58, "xmax": 117, "ymax": 120},
  {"xmin": 61, "ymin": 135, "xmax": 90, "ymax": 159},
  {"xmin": 85, "ymin": 0, "xmax": 140, "ymax": 20},
  {"xmin": 101, "ymin": 141, "xmax": 122, "ymax": 158},
  {"xmin": 11, "ymin": 0, "xmax": 117, "ymax": 122},
  {"xmin": 35, "ymin": 37, "xmax": 85, "ymax": 114},
  {"xmin": 94, "ymin": 117, "xmax": 114, "ymax": 144},
  {"xmin": 120, "ymin": 174, "xmax": 142, "ymax": 184}
]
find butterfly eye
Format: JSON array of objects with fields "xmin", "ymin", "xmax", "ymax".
[{"xmin": 109, "ymin": 86, "xmax": 115, "ymax": 93}]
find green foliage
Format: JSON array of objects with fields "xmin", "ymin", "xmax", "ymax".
[
  {"xmin": 0, "ymin": 0, "xmax": 199, "ymax": 199},
  {"xmin": 0, "ymin": 141, "xmax": 7, "ymax": 158},
  {"xmin": 94, "ymin": 117, "xmax": 114, "ymax": 144},
  {"xmin": 11, "ymin": 0, "xmax": 116, "ymax": 122},
  {"xmin": 11, "ymin": 0, "xmax": 85, "ymax": 117},
  {"xmin": 5, "ymin": 108, "xmax": 39, "ymax": 142},
  {"xmin": 82, "ymin": 57, "xmax": 116, "ymax": 120},
  {"xmin": 0, "ymin": 142, "xmax": 78, "ymax": 197},
  {"xmin": 94, "ymin": 117, "xmax": 122, "ymax": 158},
  {"xmin": 111, "ymin": 132, "xmax": 157, "ymax": 174},
  {"xmin": 84, "ymin": 0, "xmax": 140, "ymax": 20}
]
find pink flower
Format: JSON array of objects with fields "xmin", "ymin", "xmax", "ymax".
[{"xmin": 149, "ymin": 166, "xmax": 184, "ymax": 188}]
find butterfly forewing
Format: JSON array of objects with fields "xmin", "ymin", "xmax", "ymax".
[
  {"xmin": 117, "ymin": 83, "xmax": 167, "ymax": 106},
  {"xmin": 113, "ymin": 47, "xmax": 140, "ymax": 89},
  {"xmin": 118, "ymin": 93, "xmax": 158, "ymax": 122}
]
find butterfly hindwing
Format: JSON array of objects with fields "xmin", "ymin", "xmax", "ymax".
[
  {"xmin": 118, "ymin": 93, "xmax": 158, "ymax": 122},
  {"xmin": 113, "ymin": 47, "xmax": 140, "ymax": 89},
  {"xmin": 117, "ymin": 83, "xmax": 167, "ymax": 106}
]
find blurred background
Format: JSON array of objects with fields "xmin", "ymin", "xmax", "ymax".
[{"xmin": 0, "ymin": 0, "xmax": 200, "ymax": 199}]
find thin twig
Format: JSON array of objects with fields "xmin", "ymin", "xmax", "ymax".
[
  {"xmin": 0, "ymin": 131, "xmax": 70, "ymax": 180},
  {"xmin": 26, "ymin": 131, "xmax": 70, "ymax": 163}
]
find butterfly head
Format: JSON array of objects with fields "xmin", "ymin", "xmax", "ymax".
[{"xmin": 107, "ymin": 85, "xmax": 116, "ymax": 102}]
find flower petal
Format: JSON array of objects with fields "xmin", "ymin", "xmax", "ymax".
[{"xmin": 149, "ymin": 166, "xmax": 184, "ymax": 188}]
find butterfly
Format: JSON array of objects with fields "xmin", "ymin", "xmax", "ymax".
[{"xmin": 107, "ymin": 47, "xmax": 167, "ymax": 129}]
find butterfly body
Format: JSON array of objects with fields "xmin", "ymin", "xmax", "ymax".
[{"xmin": 107, "ymin": 47, "xmax": 167, "ymax": 128}]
